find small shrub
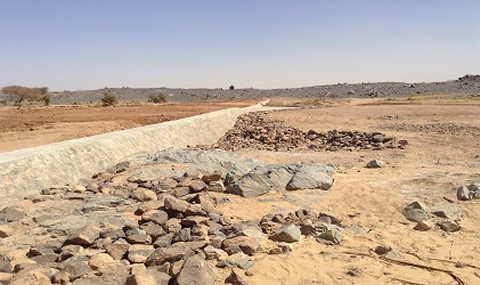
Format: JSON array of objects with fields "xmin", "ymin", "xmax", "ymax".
[
  {"xmin": 41, "ymin": 95, "xmax": 51, "ymax": 106},
  {"xmin": 101, "ymin": 91, "xmax": 117, "ymax": 106},
  {"xmin": 148, "ymin": 93, "xmax": 168, "ymax": 103},
  {"xmin": 229, "ymin": 85, "xmax": 235, "ymax": 90},
  {"xmin": 0, "ymin": 99, "xmax": 7, "ymax": 106}
]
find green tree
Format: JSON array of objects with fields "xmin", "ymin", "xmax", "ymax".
[
  {"xmin": 101, "ymin": 91, "xmax": 118, "ymax": 106},
  {"xmin": 1, "ymin": 85, "xmax": 50, "ymax": 108}
]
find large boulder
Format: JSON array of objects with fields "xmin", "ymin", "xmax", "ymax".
[
  {"xmin": 229, "ymin": 163, "xmax": 334, "ymax": 198},
  {"xmin": 286, "ymin": 163, "xmax": 334, "ymax": 190},
  {"xmin": 228, "ymin": 164, "xmax": 294, "ymax": 198},
  {"xmin": 402, "ymin": 202, "xmax": 430, "ymax": 223}
]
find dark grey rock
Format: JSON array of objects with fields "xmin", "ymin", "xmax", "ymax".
[
  {"xmin": 402, "ymin": 201, "xmax": 430, "ymax": 223},
  {"xmin": 216, "ymin": 253, "xmax": 253, "ymax": 270},
  {"xmin": 286, "ymin": 163, "xmax": 334, "ymax": 190},
  {"xmin": 437, "ymin": 220, "xmax": 461, "ymax": 232},
  {"xmin": 269, "ymin": 224, "xmax": 301, "ymax": 243},
  {"xmin": 164, "ymin": 196, "xmax": 190, "ymax": 213},
  {"xmin": 65, "ymin": 226, "xmax": 100, "ymax": 247},
  {"xmin": 228, "ymin": 164, "xmax": 294, "ymax": 198},
  {"xmin": 175, "ymin": 255, "xmax": 215, "ymax": 285},
  {"xmin": 146, "ymin": 246, "xmax": 194, "ymax": 266},
  {"xmin": 222, "ymin": 236, "xmax": 259, "ymax": 256},
  {"xmin": 366, "ymin": 159, "xmax": 384, "ymax": 168},
  {"xmin": 431, "ymin": 204, "xmax": 462, "ymax": 219},
  {"xmin": 316, "ymin": 229, "xmax": 342, "ymax": 245}
]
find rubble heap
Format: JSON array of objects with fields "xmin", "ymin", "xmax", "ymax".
[{"xmin": 204, "ymin": 113, "xmax": 407, "ymax": 152}]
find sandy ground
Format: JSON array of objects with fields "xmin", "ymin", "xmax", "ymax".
[
  {"xmin": 2, "ymin": 98, "xmax": 480, "ymax": 284},
  {"xmin": 0, "ymin": 101, "xmax": 258, "ymax": 153},
  {"xmin": 213, "ymin": 99, "xmax": 480, "ymax": 284}
]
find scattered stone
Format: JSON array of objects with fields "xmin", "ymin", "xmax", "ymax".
[
  {"xmin": 201, "ymin": 172, "xmax": 222, "ymax": 183},
  {"xmin": 106, "ymin": 242, "xmax": 129, "ymax": 260},
  {"xmin": 10, "ymin": 269, "xmax": 52, "ymax": 285},
  {"xmin": 172, "ymin": 187, "xmax": 190, "ymax": 198},
  {"xmin": 222, "ymin": 236, "xmax": 260, "ymax": 256},
  {"xmin": 142, "ymin": 210, "xmax": 169, "ymax": 225},
  {"xmin": 373, "ymin": 245, "xmax": 392, "ymax": 255},
  {"xmin": 366, "ymin": 159, "xmax": 384, "ymax": 169},
  {"xmin": 65, "ymin": 226, "xmax": 101, "ymax": 247},
  {"xmin": 431, "ymin": 204, "xmax": 462, "ymax": 219},
  {"xmin": 126, "ymin": 234, "xmax": 152, "ymax": 245},
  {"xmin": 285, "ymin": 163, "xmax": 334, "ymax": 190},
  {"xmin": 175, "ymin": 255, "xmax": 215, "ymax": 285},
  {"xmin": 133, "ymin": 188, "xmax": 157, "ymax": 202},
  {"xmin": 316, "ymin": 229, "xmax": 342, "ymax": 245},
  {"xmin": 437, "ymin": 220, "xmax": 461, "ymax": 232},
  {"xmin": 188, "ymin": 180, "xmax": 207, "ymax": 193},
  {"xmin": 203, "ymin": 245, "xmax": 228, "ymax": 260},
  {"xmin": 413, "ymin": 220, "xmax": 434, "ymax": 231},
  {"xmin": 402, "ymin": 202, "xmax": 430, "ymax": 223},
  {"xmin": 226, "ymin": 267, "xmax": 249, "ymax": 285},
  {"xmin": 456, "ymin": 186, "xmax": 471, "ymax": 201},
  {"xmin": 88, "ymin": 253, "xmax": 115, "ymax": 270},
  {"xmin": 207, "ymin": 180, "xmax": 226, "ymax": 192},
  {"xmin": 216, "ymin": 253, "xmax": 253, "ymax": 270},
  {"xmin": 164, "ymin": 197, "xmax": 190, "ymax": 213},
  {"xmin": 128, "ymin": 244, "xmax": 155, "ymax": 263},
  {"xmin": 269, "ymin": 224, "xmax": 301, "ymax": 243},
  {"xmin": 125, "ymin": 268, "xmax": 171, "ymax": 285},
  {"xmin": 145, "ymin": 246, "xmax": 193, "ymax": 266}
]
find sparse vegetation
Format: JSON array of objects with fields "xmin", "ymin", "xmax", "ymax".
[
  {"xmin": 229, "ymin": 85, "xmax": 235, "ymax": 90},
  {"xmin": 148, "ymin": 93, "xmax": 168, "ymax": 103},
  {"xmin": 42, "ymin": 95, "xmax": 51, "ymax": 106},
  {"xmin": 1, "ymin": 85, "xmax": 50, "ymax": 108},
  {"xmin": 101, "ymin": 91, "xmax": 118, "ymax": 106},
  {"xmin": 0, "ymin": 99, "xmax": 7, "ymax": 106}
]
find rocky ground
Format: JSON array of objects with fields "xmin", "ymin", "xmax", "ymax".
[
  {"xmin": 1, "ymin": 98, "xmax": 480, "ymax": 284},
  {"xmin": 1, "ymin": 75, "xmax": 479, "ymax": 105}
]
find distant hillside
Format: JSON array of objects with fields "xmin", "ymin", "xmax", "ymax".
[{"xmin": 1, "ymin": 75, "xmax": 479, "ymax": 105}]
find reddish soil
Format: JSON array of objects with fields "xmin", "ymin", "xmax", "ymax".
[{"xmin": 0, "ymin": 101, "xmax": 259, "ymax": 153}]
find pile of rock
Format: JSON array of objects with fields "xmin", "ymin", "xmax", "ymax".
[
  {"xmin": 402, "ymin": 201, "xmax": 463, "ymax": 232},
  {"xmin": 203, "ymin": 113, "xmax": 407, "ymax": 152},
  {"xmin": 0, "ymin": 150, "xmax": 340, "ymax": 285},
  {"xmin": 403, "ymin": 182, "xmax": 480, "ymax": 233}
]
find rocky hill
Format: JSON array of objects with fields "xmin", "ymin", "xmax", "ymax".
[{"xmin": 2, "ymin": 75, "xmax": 479, "ymax": 105}]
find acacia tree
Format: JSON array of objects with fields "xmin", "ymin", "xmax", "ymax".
[{"xmin": 1, "ymin": 85, "xmax": 50, "ymax": 107}]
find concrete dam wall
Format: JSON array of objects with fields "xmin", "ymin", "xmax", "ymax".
[{"xmin": 0, "ymin": 103, "xmax": 277, "ymax": 205}]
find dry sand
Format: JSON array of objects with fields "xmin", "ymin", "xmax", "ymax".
[{"xmin": 213, "ymin": 98, "xmax": 480, "ymax": 284}]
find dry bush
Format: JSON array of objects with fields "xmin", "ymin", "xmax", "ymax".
[
  {"xmin": 101, "ymin": 91, "xmax": 118, "ymax": 106},
  {"xmin": 148, "ymin": 93, "xmax": 168, "ymax": 103}
]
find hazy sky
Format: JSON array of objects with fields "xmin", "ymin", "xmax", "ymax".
[{"xmin": 1, "ymin": 0, "xmax": 479, "ymax": 91}]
